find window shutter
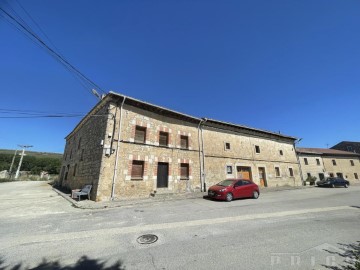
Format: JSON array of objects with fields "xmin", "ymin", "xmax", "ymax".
[
  {"xmin": 159, "ymin": 132, "xmax": 168, "ymax": 146},
  {"xmin": 135, "ymin": 127, "xmax": 146, "ymax": 143},
  {"xmin": 180, "ymin": 163, "xmax": 189, "ymax": 179},
  {"xmin": 180, "ymin": 136, "xmax": 188, "ymax": 149},
  {"xmin": 131, "ymin": 161, "xmax": 144, "ymax": 178}
]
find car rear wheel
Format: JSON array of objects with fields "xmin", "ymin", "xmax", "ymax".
[
  {"xmin": 225, "ymin": 193, "xmax": 233, "ymax": 202},
  {"xmin": 253, "ymin": 191, "xmax": 259, "ymax": 199},
  {"xmin": 344, "ymin": 183, "xmax": 349, "ymax": 188},
  {"xmin": 331, "ymin": 184, "xmax": 335, "ymax": 188}
]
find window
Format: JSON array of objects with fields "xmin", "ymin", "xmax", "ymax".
[
  {"xmin": 255, "ymin": 145, "xmax": 260, "ymax": 154},
  {"xmin": 64, "ymin": 165, "xmax": 70, "ymax": 180},
  {"xmin": 355, "ymin": 173, "xmax": 358, "ymax": 180},
  {"xmin": 289, "ymin": 168, "xmax": 294, "ymax": 177},
  {"xmin": 78, "ymin": 137, "xmax": 81, "ymax": 150},
  {"xmin": 80, "ymin": 149, "xmax": 84, "ymax": 161},
  {"xmin": 159, "ymin": 132, "xmax": 169, "ymax": 147},
  {"xmin": 180, "ymin": 163, "xmax": 189, "ymax": 179},
  {"xmin": 131, "ymin": 160, "xmax": 144, "ymax": 179},
  {"xmin": 332, "ymin": 159, "xmax": 337, "ymax": 166},
  {"xmin": 304, "ymin": 158, "xmax": 308, "ymax": 165},
  {"xmin": 350, "ymin": 160, "xmax": 354, "ymax": 166},
  {"xmin": 135, "ymin": 126, "xmax": 146, "ymax": 143},
  {"xmin": 73, "ymin": 164, "xmax": 77, "ymax": 176},
  {"xmin": 275, "ymin": 167, "xmax": 280, "ymax": 177},
  {"xmin": 307, "ymin": 173, "xmax": 311, "ymax": 178},
  {"xmin": 180, "ymin": 135, "xmax": 189, "ymax": 149},
  {"xmin": 225, "ymin": 142, "xmax": 231, "ymax": 150},
  {"xmin": 329, "ymin": 173, "xmax": 334, "ymax": 177},
  {"xmin": 347, "ymin": 146, "xmax": 353, "ymax": 151},
  {"xmin": 226, "ymin": 165, "xmax": 233, "ymax": 174},
  {"xmin": 279, "ymin": 150, "xmax": 283, "ymax": 156}
]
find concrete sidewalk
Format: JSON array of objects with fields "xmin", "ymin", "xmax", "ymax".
[{"xmin": 53, "ymin": 184, "xmax": 317, "ymax": 210}]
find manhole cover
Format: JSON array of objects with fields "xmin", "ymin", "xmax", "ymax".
[{"xmin": 137, "ymin": 234, "xmax": 158, "ymax": 244}]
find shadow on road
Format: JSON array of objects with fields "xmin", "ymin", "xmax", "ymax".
[
  {"xmin": 0, "ymin": 256, "xmax": 125, "ymax": 270},
  {"xmin": 321, "ymin": 241, "xmax": 360, "ymax": 270}
]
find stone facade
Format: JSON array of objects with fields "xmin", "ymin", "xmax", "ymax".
[
  {"xmin": 202, "ymin": 124, "xmax": 302, "ymax": 188},
  {"xmin": 60, "ymin": 92, "xmax": 302, "ymax": 201},
  {"xmin": 297, "ymin": 148, "xmax": 360, "ymax": 183}
]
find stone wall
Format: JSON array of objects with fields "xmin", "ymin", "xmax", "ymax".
[
  {"xmin": 60, "ymin": 102, "xmax": 111, "ymax": 200},
  {"xmin": 298, "ymin": 154, "xmax": 326, "ymax": 181},
  {"xmin": 202, "ymin": 126, "xmax": 302, "ymax": 188},
  {"xmin": 98, "ymin": 103, "xmax": 201, "ymax": 200},
  {"xmin": 322, "ymin": 156, "xmax": 360, "ymax": 183}
]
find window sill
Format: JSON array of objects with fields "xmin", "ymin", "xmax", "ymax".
[
  {"xmin": 131, "ymin": 177, "xmax": 143, "ymax": 181},
  {"xmin": 180, "ymin": 177, "xmax": 189, "ymax": 180}
]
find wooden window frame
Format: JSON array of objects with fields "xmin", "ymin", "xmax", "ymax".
[
  {"xmin": 180, "ymin": 135, "xmax": 189, "ymax": 149},
  {"xmin": 350, "ymin": 160, "xmax": 354, "ymax": 166},
  {"xmin": 304, "ymin": 158, "xmax": 308, "ymax": 165},
  {"xmin": 316, "ymin": 159, "xmax": 320, "ymax": 165},
  {"xmin": 180, "ymin": 163, "xmax": 189, "ymax": 180},
  {"xmin": 332, "ymin": 159, "xmax": 337, "ymax": 166},
  {"xmin": 131, "ymin": 160, "xmax": 144, "ymax": 180},
  {"xmin": 255, "ymin": 145, "xmax": 260, "ymax": 154},
  {"xmin": 279, "ymin": 150, "xmax": 283, "ymax": 156},
  {"xmin": 159, "ymin": 131, "xmax": 169, "ymax": 147},
  {"xmin": 135, "ymin": 126, "xmax": 146, "ymax": 144}
]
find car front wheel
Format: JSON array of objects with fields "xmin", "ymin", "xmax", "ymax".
[
  {"xmin": 225, "ymin": 193, "xmax": 233, "ymax": 202},
  {"xmin": 344, "ymin": 183, "xmax": 349, "ymax": 188},
  {"xmin": 253, "ymin": 191, "xmax": 259, "ymax": 199}
]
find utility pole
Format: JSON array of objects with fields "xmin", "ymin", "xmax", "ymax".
[
  {"xmin": 15, "ymin": 145, "xmax": 33, "ymax": 179},
  {"xmin": 8, "ymin": 149, "xmax": 18, "ymax": 179}
]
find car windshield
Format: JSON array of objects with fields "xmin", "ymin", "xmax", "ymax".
[{"xmin": 217, "ymin": 180, "xmax": 235, "ymax": 186}]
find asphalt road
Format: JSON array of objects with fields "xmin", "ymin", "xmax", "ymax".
[{"xmin": 0, "ymin": 181, "xmax": 359, "ymax": 270}]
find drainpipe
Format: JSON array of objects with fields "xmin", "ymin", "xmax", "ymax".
[
  {"xmin": 197, "ymin": 119, "xmax": 204, "ymax": 192},
  {"xmin": 111, "ymin": 96, "xmax": 127, "ymax": 200},
  {"xmin": 200, "ymin": 118, "xmax": 208, "ymax": 191},
  {"xmin": 294, "ymin": 138, "xmax": 304, "ymax": 186}
]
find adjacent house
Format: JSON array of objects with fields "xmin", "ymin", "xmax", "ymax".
[
  {"xmin": 331, "ymin": 141, "xmax": 360, "ymax": 154},
  {"xmin": 59, "ymin": 92, "xmax": 302, "ymax": 201},
  {"xmin": 297, "ymin": 148, "xmax": 360, "ymax": 183}
]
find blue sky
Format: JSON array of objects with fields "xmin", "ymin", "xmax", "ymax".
[{"xmin": 0, "ymin": 0, "xmax": 359, "ymax": 153}]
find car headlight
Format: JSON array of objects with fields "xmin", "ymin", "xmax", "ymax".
[{"xmin": 219, "ymin": 189, "xmax": 226, "ymax": 192}]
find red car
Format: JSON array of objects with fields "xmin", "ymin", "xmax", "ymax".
[{"xmin": 207, "ymin": 179, "xmax": 260, "ymax": 202}]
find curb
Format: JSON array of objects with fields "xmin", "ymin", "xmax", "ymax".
[{"xmin": 52, "ymin": 185, "xmax": 318, "ymax": 210}]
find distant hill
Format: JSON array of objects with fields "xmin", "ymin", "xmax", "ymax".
[
  {"xmin": 0, "ymin": 149, "xmax": 63, "ymax": 159},
  {"xmin": 0, "ymin": 149, "xmax": 63, "ymax": 174}
]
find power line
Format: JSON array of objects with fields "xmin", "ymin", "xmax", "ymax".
[{"xmin": 0, "ymin": 4, "xmax": 106, "ymax": 96}]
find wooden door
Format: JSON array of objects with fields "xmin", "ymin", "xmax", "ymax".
[
  {"xmin": 258, "ymin": 167, "xmax": 267, "ymax": 187},
  {"xmin": 157, "ymin": 163, "xmax": 169, "ymax": 188}
]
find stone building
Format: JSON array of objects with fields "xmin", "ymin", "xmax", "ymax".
[
  {"xmin": 60, "ymin": 92, "xmax": 302, "ymax": 201},
  {"xmin": 297, "ymin": 148, "xmax": 360, "ymax": 183},
  {"xmin": 331, "ymin": 141, "xmax": 360, "ymax": 154}
]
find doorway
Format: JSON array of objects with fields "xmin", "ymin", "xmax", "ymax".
[
  {"xmin": 258, "ymin": 167, "xmax": 267, "ymax": 187},
  {"xmin": 157, "ymin": 162, "xmax": 169, "ymax": 188},
  {"xmin": 236, "ymin": 166, "xmax": 252, "ymax": 181},
  {"xmin": 319, "ymin": 173, "xmax": 325, "ymax": 181}
]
